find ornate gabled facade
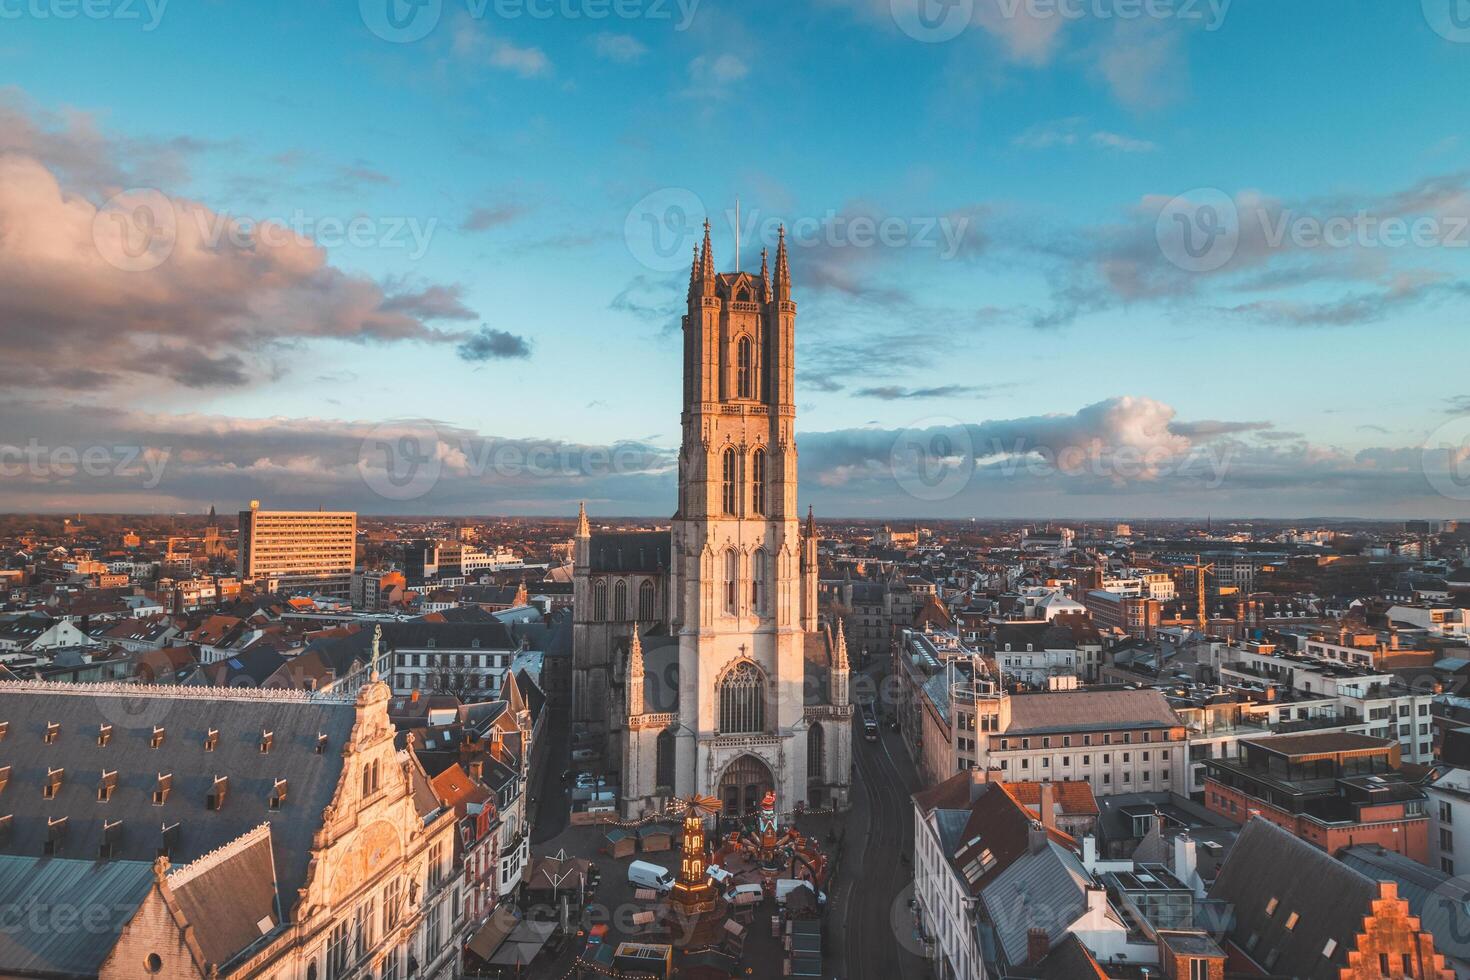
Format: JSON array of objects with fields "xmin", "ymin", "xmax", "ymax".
[
  {"xmin": 575, "ymin": 223, "xmax": 852, "ymax": 819},
  {"xmin": 0, "ymin": 679, "xmax": 460, "ymax": 979}
]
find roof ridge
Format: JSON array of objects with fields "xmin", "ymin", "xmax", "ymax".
[
  {"xmin": 0, "ymin": 678, "xmax": 355, "ymax": 704},
  {"xmin": 167, "ymin": 822, "xmax": 272, "ymax": 888}
]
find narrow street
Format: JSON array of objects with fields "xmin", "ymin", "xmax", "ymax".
[{"xmin": 831, "ymin": 663, "xmax": 928, "ymax": 980}]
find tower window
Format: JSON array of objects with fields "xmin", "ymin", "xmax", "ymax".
[
  {"xmin": 752, "ymin": 548, "xmax": 767, "ymax": 614},
  {"xmin": 638, "ymin": 580, "xmax": 656, "ymax": 621},
  {"xmin": 736, "ymin": 336, "xmax": 753, "ymax": 399},
  {"xmin": 718, "ymin": 661, "xmax": 766, "ymax": 734},
  {"xmin": 593, "ymin": 581, "xmax": 607, "ymax": 621},
  {"xmin": 614, "ymin": 580, "xmax": 628, "ymax": 620},
  {"xmin": 751, "ymin": 449, "xmax": 766, "ymax": 515},
  {"xmin": 725, "ymin": 549, "xmax": 740, "ymax": 615},
  {"xmin": 721, "ymin": 448, "xmax": 738, "ymax": 515}
]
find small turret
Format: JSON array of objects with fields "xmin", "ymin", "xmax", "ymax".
[
  {"xmin": 576, "ymin": 501, "xmax": 590, "ymax": 538},
  {"xmin": 772, "ymin": 225, "xmax": 791, "ymax": 301},
  {"xmin": 627, "ymin": 625, "xmax": 645, "ymax": 716}
]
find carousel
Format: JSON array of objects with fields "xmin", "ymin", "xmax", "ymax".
[{"xmin": 710, "ymin": 790, "xmax": 831, "ymax": 904}]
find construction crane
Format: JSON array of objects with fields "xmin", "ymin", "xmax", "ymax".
[{"xmin": 1185, "ymin": 558, "xmax": 1215, "ymax": 632}]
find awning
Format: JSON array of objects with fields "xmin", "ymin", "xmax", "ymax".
[
  {"xmin": 465, "ymin": 906, "xmax": 522, "ymax": 960},
  {"xmin": 487, "ymin": 920, "xmax": 556, "ymax": 967}
]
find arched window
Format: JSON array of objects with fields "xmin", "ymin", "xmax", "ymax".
[
  {"xmin": 656, "ymin": 729, "xmax": 676, "ymax": 791},
  {"xmin": 751, "ymin": 448, "xmax": 766, "ymax": 515},
  {"xmin": 725, "ymin": 550, "xmax": 740, "ymax": 615},
  {"xmin": 751, "ymin": 548, "xmax": 767, "ymax": 615},
  {"xmin": 592, "ymin": 581, "xmax": 607, "ymax": 621},
  {"xmin": 614, "ymin": 580, "xmax": 628, "ymax": 621},
  {"xmin": 736, "ymin": 336, "xmax": 753, "ymax": 399},
  {"xmin": 721, "ymin": 448, "xmax": 738, "ymax": 515},
  {"xmin": 638, "ymin": 580, "xmax": 656, "ymax": 622},
  {"xmin": 718, "ymin": 661, "xmax": 766, "ymax": 734},
  {"xmin": 808, "ymin": 723, "xmax": 825, "ymax": 779}
]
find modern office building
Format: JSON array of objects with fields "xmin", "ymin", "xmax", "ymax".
[{"xmin": 237, "ymin": 501, "xmax": 357, "ymax": 598}]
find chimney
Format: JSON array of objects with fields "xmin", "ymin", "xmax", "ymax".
[
  {"xmin": 1082, "ymin": 835, "xmax": 1098, "ymax": 869},
  {"xmin": 1026, "ymin": 928, "xmax": 1050, "ymax": 966},
  {"xmin": 469, "ymin": 761, "xmax": 484, "ymax": 781},
  {"xmin": 1028, "ymin": 820, "xmax": 1049, "ymax": 854},
  {"xmin": 1173, "ymin": 833, "xmax": 1202, "ymax": 897},
  {"xmin": 1038, "ymin": 782, "xmax": 1057, "ymax": 832},
  {"xmin": 969, "ymin": 767, "xmax": 987, "ymax": 804}
]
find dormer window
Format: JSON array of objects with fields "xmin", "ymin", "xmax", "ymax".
[
  {"xmin": 207, "ymin": 776, "xmax": 228, "ymax": 811},
  {"xmin": 0, "ymin": 766, "xmax": 9, "ymax": 795},
  {"xmin": 316, "ymin": 733, "xmax": 329, "ymax": 755},
  {"xmin": 98, "ymin": 770, "xmax": 118, "ymax": 802},
  {"xmin": 100, "ymin": 818, "xmax": 123, "ymax": 859},
  {"xmin": 204, "ymin": 729, "xmax": 218, "ymax": 752},
  {"xmin": 269, "ymin": 778, "xmax": 288, "ymax": 811},
  {"xmin": 153, "ymin": 773, "xmax": 172, "ymax": 805},
  {"xmin": 0, "ymin": 721, "xmax": 8, "ymax": 741},
  {"xmin": 45, "ymin": 816, "xmax": 66, "ymax": 855},
  {"xmin": 97, "ymin": 724, "xmax": 113, "ymax": 747},
  {"xmin": 43, "ymin": 768, "xmax": 64, "ymax": 799},
  {"xmin": 160, "ymin": 821, "xmax": 179, "ymax": 858},
  {"xmin": 44, "ymin": 722, "xmax": 59, "ymax": 745},
  {"xmin": 260, "ymin": 731, "xmax": 273, "ymax": 754},
  {"xmin": 151, "ymin": 726, "xmax": 165, "ymax": 749}
]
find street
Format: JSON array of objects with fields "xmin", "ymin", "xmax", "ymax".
[{"xmin": 831, "ymin": 663, "xmax": 928, "ymax": 980}]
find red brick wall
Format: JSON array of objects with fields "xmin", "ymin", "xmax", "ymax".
[
  {"xmin": 1337, "ymin": 884, "xmax": 1454, "ymax": 979},
  {"xmin": 1204, "ymin": 779, "xmax": 1429, "ymax": 863}
]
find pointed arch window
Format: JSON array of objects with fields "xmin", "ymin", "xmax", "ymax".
[
  {"xmin": 725, "ymin": 549, "xmax": 740, "ymax": 615},
  {"xmin": 638, "ymin": 580, "xmax": 656, "ymax": 622},
  {"xmin": 656, "ymin": 729, "xmax": 676, "ymax": 791},
  {"xmin": 613, "ymin": 580, "xmax": 627, "ymax": 620},
  {"xmin": 721, "ymin": 448, "xmax": 738, "ymax": 515},
  {"xmin": 592, "ymin": 581, "xmax": 607, "ymax": 621},
  {"xmin": 719, "ymin": 661, "xmax": 766, "ymax": 734},
  {"xmin": 751, "ymin": 548, "xmax": 767, "ymax": 615},
  {"xmin": 751, "ymin": 448, "xmax": 766, "ymax": 516},
  {"xmin": 736, "ymin": 336, "xmax": 753, "ymax": 399}
]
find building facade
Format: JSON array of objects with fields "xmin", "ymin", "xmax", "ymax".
[
  {"xmin": 238, "ymin": 502, "xmax": 357, "ymax": 598},
  {"xmin": 576, "ymin": 225, "xmax": 852, "ymax": 819}
]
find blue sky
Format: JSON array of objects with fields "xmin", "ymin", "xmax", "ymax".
[{"xmin": 1, "ymin": 0, "xmax": 1468, "ymax": 517}]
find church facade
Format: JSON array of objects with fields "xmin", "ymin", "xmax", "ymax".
[{"xmin": 573, "ymin": 223, "xmax": 852, "ymax": 820}]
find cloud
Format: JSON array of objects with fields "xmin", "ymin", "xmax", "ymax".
[
  {"xmin": 0, "ymin": 153, "xmax": 477, "ymax": 392},
  {"xmin": 456, "ymin": 327, "xmax": 532, "ymax": 362},
  {"xmin": 1093, "ymin": 21, "xmax": 1186, "ymax": 110},
  {"xmin": 592, "ymin": 33, "xmax": 648, "ymax": 63},
  {"xmin": 461, "ymin": 203, "xmax": 528, "ymax": 232},
  {"xmin": 1012, "ymin": 118, "xmax": 1158, "ymax": 153},
  {"xmin": 1167, "ymin": 419, "xmax": 1274, "ymax": 439},
  {"xmin": 451, "ymin": 20, "xmax": 552, "ymax": 78},
  {"xmin": 854, "ymin": 385, "xmax": 996, "ymax": 401},
  {"xmin": 685, "ymin": 53, "xmax": 748, "ymax": 98}
]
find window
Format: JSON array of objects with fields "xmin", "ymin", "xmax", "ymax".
[
  {"xmin": 718, "ymin": 661, "xmax": 766, "ymax": 734},
  {"xmin": 383, "ymin": 877, "xmax": 402, "ymax": 932},
  {"xmin": 638, "ymin": 580, "xmax": 656, "ymax": 622},
  {"xmin": 1284, "ymin": 911, "xmax": 1298, "ymax": 930},
  {"xmin": 722, "ymin": 448, "xmax": 738, "ymax": 515},
  {"xmin": 736, "ymin": 336, "xmax": 753, "ymax": 398},
  {"xmin": 751, "ymin": 549, "xmax": 767, "ymax": 614},
  {"xmin": 326, "ymin": 921, "xmax": 350, "ymax": 980},
  {"xmin": 592, "ymin": 581, "xmax": 607, "ymax": 621},
  {"xmin": 1441, "ymin": 800, "xmax": 1453, "ymax": 822},
  {"xmin": 751, "ymin": 449, "xmax": 766, "ymax": 515},
  {"xmin": 1442, "ymin": 828, "xmax": 1454, "ymax": 851},
  {"xmin": 1190, "ymin": 960, "xmax": 1210, "ymax": 980},
  {"xmin": 725, "ymin": 550, "xmax": 740, "ymax": 615}
]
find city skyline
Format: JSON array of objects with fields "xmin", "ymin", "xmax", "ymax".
[{"xmin": 2, "ymin": 2, "xmax": 1469, "ymax": 517}]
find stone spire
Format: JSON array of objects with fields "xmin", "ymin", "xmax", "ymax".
[
  {"xmin": 773, "ymin": 224, "xmax": 791, "ymax": 301},
  {"xmin": 834, "ymin": 617, "xmax": 849, "ymax": 672},
  {"xmin": 700, "ymin": 218, "xmax": 715, "ymax": 280},
  {"xmin": 688, "ymin": 244, "xmax": 700, "ymax": 296},
  {"xmin": 627, "ymin": 625, "xmax": 644, "ymax": 716},
  {"xmin": 805, "ymin": 504, "xmax": 816, "ymax": 536},
  {"xmin": 760, "ymin": 246, "xmax": 770, "ymax": 299},
  {"xmin": 576, "ymin": 501, "xmax": 589, "ymax": 538},
  {"xmin": 832, "ymin": 617, "xmax": 850, "ymax": 708}
]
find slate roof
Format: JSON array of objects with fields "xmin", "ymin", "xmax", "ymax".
[
  {"xmin": 0, "ymin": 853, "xmax": 155, "ymax": 976},
  {"xmin": 1208, "ymin": 818, "xmax": 1379, "ymax": 979},
  {"xmin": 1005, "ymin": 688, "xmax": 1184, "ymax": 735},
  {"xmin": 168, "ymin": 823, "xmax": 280, "ymax": 969},
  {"xmin": 588, "ymin": 532, "xmax": 671, "ymax": 574},
  {"xmin": 382, "ymin": 620, "xmax": 517, "ymax": 651},
  {"xmin": 981, "ymin": 840, "xmax": 1105, "ymax": 968},
  {"xmin": 1339, "ymin": 844, "xmax": 1470, "ymax": 968},
  {"xmin": 0, "ymin": 681, "xmax": 357, "ymax": 912}
]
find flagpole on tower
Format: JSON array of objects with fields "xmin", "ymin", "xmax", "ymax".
[{"xmin": 734, "ymin": 196, "xmax": 741, "ymax": 272}]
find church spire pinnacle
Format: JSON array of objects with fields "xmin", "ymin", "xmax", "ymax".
[
  {"xmin": 700, "ymin": 218, "xmax": 715, "ymax": 279},
  {"xmin": 805, "ymin": 504, "xmax": 816, "ymax": 536},
  {"xmin": 576, "ymin": 501, "xmax": 589, "ymax": 538},
  {"xmin": 627, "ymin": 625, "xmax": 644, "ymax": 716},
  {"xmin": 834, "ymin": 617, "xmax": 849, "ymax": 672},
  {"xmin": 773, "ymin": 224, "xmax": 791, "ymax": 300}
]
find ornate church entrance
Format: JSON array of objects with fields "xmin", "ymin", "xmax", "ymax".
[{"xmin": 717, "ymin": 754, "xmax": 775, "ymax": 816}]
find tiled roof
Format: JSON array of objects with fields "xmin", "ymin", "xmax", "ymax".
[
  {"xmin": 587, "ymin": 532, "xmax": 670, "ymax": 574},
  {"xmin": 1005, "ymin": 688, "xmax": 1184, "ymax": 735},
  {"xmin": 1004, "ymin": 780, "xmax": 1100, "ymax": 817}
]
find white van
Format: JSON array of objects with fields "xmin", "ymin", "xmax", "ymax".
[
  {"xmin": 725, "ymin": 883, "xmax": 764, "ymax": 907},
  {"xmin": 706, "ymin": 865, "xmax": 734, "ymax": 889},
  {"xmin": 628, "ymin": 861, "xmax": 675, "ymax": 893},
  {"xmin": 775, "ymin": 878, "xmax": 824, "ymax": 907}
]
